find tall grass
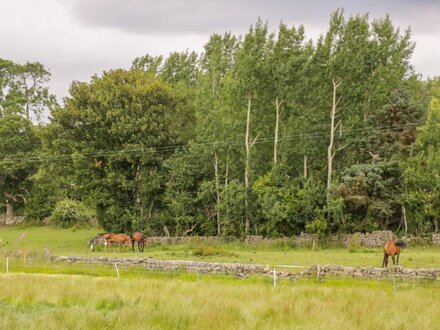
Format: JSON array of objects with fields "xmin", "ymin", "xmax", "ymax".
[{"xmin": 0, "ymin": 273, "xmax": 439, "ymax": 329}]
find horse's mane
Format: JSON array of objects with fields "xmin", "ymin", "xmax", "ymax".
[{"xmin": 395, "ymin": 241, "xmax": 407, "ymax": 249}]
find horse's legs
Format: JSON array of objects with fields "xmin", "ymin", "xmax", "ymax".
[
  {"xmin": 382, "ymin": 252, "xmax": 388, "ymax": 268},
  {"xmin": 391, "ymin": 255, "xmax": 396, "ymax": 266},
  {"xmin": 132, "ymin": 239, "xmax": 135, "ymax": 252},
  {"xmin": 140, "ymin": 241, "xmax": 144, "ymax": 252},
  {"xmin": 396, "ymin": 254, "xmax": 400, "ymax": 266}
]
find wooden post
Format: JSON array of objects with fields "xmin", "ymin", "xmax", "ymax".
[
  {"xmin": 392, "ymin": 268, "xmax": 397, "ymax": 291},
  {"xmin": 114, "ymin": 262, "xmax": 120, "ymax": 278}
]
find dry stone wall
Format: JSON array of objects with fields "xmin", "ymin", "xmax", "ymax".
[
  {"xmin": 0, "ymin": 215, "xmax": 25, "ymax": 225},
  {"xmin": 89, "ymin": 230, "xmax": 440, "ymax": 249},
  {"xmin": 52, "ymin": 256, "xmax": 439, "ymax": 281},
  {"xmin": 431, "ymin": 233, "xmax": 440, "ymax": 245}
]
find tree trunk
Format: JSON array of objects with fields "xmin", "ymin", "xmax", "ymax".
[
  {"xmin": 224, "ymin": 156, "xmax": 229, "ymax": 225},
  {"xmin": 402, "ymin": 205, "xmax": 408, "ymax": 236},
  {"xmin": 244, "ymin": 93, "xmax": 252, "ymax": 236},
  {"xmin": 274, "ymin": 96, "xmax": 281, "ymax": 164},
  {"xmin": 327, "ymin": 78, "xmax": 341, "ymax": 213},
  {"xmin": 214, "ymin": 152, "xmax": 221, "ymax": 236},
  {"xmin": 5, "ymin": 200, "xmax": 14, "ymax": 225},
  {"xmin": 134, "ymin": 163, "xmax": 142, "ymax": 221},
  {"xmin": 304, "ymin": 155, "xmax": 307, "ymax": 179}
]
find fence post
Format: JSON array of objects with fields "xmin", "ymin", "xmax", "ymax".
[
  {"xmin": 114, "ymin": 262, "xmax": 120, "ymax": 278},
  {"xmin": 273, "ymin": 268, "xmax": 277, "ymax": 287},
  {"xmin": 392, "ymin": 268, "xmax": 397, "ymax": 291}
]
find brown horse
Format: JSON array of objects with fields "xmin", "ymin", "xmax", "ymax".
[
  {"xmin": 105, "ymin": 233, "xmax": 131, "ymax": 252},
  {"xmin": 382, "ymin": 239, "xmax": 407, "ymax": 267},
  {"xmin": 131, "ymin": 232, "xmax": 145, "ymax": 252}
]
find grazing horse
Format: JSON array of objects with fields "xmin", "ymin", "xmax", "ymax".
[
  {"xmin": 382, "ymin": 239, "xmax": 407, "ymax": 268},
  {"xmin": 131, "ymin": 231, "xmax": 145, "ymax": 252},
  {"xmin": 89, "ymin": 233, "xmax": 114, "ymax": 251},
  {"xmin": 105, "ymin": 233, "xmax": 131, "ymax": 252}
]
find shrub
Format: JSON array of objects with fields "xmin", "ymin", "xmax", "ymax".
[{"xmin": 49, "ymin": 199, "xmax": 97, "ymax": 228}]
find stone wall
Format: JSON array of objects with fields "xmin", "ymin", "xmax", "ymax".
[
  {"xmin": 88, "ymin": 230, "xmax": 440, "ymax": 249},
  {"xmin": 243, "ymin": 231, "xmax": 393, "ymax": 248},
  {"xmin": 143, "ymin": 236, "xmax": 221, "ymax": 245},
  {"xmin": 431, "ymin": 233, "xmax": 440, "ymax": 245},
  {"xmin": 342, "ymin": 230, "xmax": 393, "ymax": 247},
  {"xmin": 52, "ymin": 256, "xmax": 439, "ymax": 281},
  {"xmin": 0, "ymin": 215, "xmax": 25, "ymax": 225}
]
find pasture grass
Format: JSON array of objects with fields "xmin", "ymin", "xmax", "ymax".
[
  {"xmin": 1, "ymin": 225, "xmax": 440, "ymax": 270},
  {"xmin": 0, "ymin": 272, "xmax": 439, "ymax": 329},
  {"xmin": 0, "ymin": 225, "xmax": 439, "ymax": 329}
]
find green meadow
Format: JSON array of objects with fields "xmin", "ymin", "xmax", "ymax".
[
  {"xmin": 0, "ymin": 225, "xmax": 440, "ymax": 329},
  {"xmin": 0, "ymin": 273, "xmax": 439, "ymax": 329},
  {"xmin": 0, "ymin": 226, "xmax": 439, "ymax": 269}
]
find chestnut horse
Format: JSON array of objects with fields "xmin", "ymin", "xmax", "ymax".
[
  {"xmin": 105, "ymin": 233, "xmax": 131, "ymax": 252},
  {"xmin": 382, "ymin": 239, "xmax": 407, "ymax": 267},
  {"xmin": 131, "ymin": 232, "xmax": 145, "ymax": 252}
]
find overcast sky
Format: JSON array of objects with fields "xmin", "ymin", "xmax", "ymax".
[{"xmin": 1, "ymin": 0, "xmax": 440, "ymax": 103}]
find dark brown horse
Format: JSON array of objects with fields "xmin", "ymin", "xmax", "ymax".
[
  {"xmin": 382, "ymin": 239, "xmax": 407, "ymax": 267},
  {"xmin": 131, "ymin": 232, "xmax": 145, "ymax": 252}
]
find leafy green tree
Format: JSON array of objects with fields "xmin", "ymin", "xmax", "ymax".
[
  {"xmin": 0, "ymin": 114, "xmax": 40, "ymax": 223},
  {"xmin": 44, "ymin": 70, "xmax": 178, "ymax": 232},
  {"xmin": 162, "ymin": 147, "xmax": 212, "ymax": 236},
  {"xmin": 253, "ymin": 165, "xmax": 325, "ymax": 237},
  {"xmin": 335, "ymin": 161, "xmax": 402, "ymax": 232},
  {"xmin": 195, "ymin": 32, "xmax": 239, "ymax": 235},
  {"xmin": 402, "ymin": 85, "xmax": 440, "ymax": 233},
  {"xmin": 0, "ymin": 59, "xmax": 56, "ymax": 120}
]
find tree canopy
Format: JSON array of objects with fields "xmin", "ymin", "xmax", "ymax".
[{"xmin": 1, "ymin": 11, "xmax": 439, "ymax": 236}]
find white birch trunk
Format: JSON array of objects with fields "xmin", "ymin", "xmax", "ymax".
[
  {"xmin": 274, "ymin": 96, "xmax": 280, "ymax": 164},
  {"xmin": 244, "ymin": 94, "xmax": 252, "ymax": 235},
  {"xmin": 327, "ymin": 78, "xmax": 341, "ymax": 206},
  {"xmin": 214, "ymin": 152, "xmax": 221, "ymax": 236}
]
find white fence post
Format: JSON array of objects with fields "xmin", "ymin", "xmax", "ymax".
[
  {"xmin": 273, "ymin": 268, "xmax": 277, "ymax": 287},
  {"xmin": 114, "ymin": 262, "xmax": 120, "ymax": 278},
  {"xmin": 392, "ymin": 268, "xmax": 397, "ymax": 291}
]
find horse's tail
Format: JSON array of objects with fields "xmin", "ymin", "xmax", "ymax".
[{"xmin": 395, "ymin": 241, "xmax": 407, "ymax": 249}]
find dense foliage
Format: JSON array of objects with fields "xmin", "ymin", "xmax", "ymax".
[{"xmin": 1, "ymin": 11, "xmax": 439, "ymax": 235}]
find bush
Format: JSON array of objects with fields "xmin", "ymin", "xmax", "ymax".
[{"xmin": 49, "ymin": 199, "xmax": 97, "ymax": 228}]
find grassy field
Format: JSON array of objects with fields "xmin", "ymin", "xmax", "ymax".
[
  {"xmin": 0, "ymin": 225, "xmax": 439, "ymax": 269},
  {"xmin": 0, "ymin": 272, "xmax": 439, "ymax": 329},
  {"xmin": 1, "ymin": 225, "xmax": 440, "ymax": 329}
]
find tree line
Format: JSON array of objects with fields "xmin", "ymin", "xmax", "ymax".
[{"xmin": 1, "ymin": 10, "xmax": 439, "ymax": 237}]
